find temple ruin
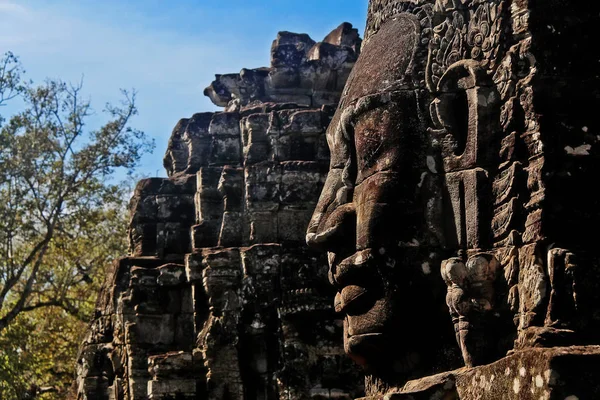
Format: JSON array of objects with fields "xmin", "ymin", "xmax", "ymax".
[
  {"xmin": 76, "ymin": 1, "xmax": 600, "ymax": 399},
  {"xmin": 74, "ymin": 23, "xmax": 364, "ymax": 399}
]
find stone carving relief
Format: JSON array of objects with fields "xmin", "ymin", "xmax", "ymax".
[{"xmin": 441, "ymin": 253, "xmax": 499, "ymax": 367}]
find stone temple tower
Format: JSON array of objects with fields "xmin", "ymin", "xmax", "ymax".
[{"xmin": 74, "ymin": 23, "xmax": 365, "ymax": 400}]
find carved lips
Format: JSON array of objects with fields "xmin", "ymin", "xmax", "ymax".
[{"xmin": 335, "ymin": 285, "xmax": 368, "ymax": 313}]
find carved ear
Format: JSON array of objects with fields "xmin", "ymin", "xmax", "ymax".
[
  {"xmin": 442, "ymin": 257, "xmax": 467, "ymax": 286},
  {"xmin": 465, "ymin": 253, "xmax": 499, "ymax": 282},
  {"xmin": 436, "ymin": 59, "xmax": 489, "ymax": 93}
]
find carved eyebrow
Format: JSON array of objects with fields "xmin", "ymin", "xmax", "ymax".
[
  {"xmin": 345, "ymin": 89, "xmax": 412, "ymax": 125},
  {"xmin": 334, "ymin": 89, "xmax": 412, "ymax": 190}
]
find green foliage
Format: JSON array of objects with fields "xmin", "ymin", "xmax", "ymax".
[
  {"xmin": 0, "ymin": 306, "xmax": 89, "ymax": 399},
  {"xmin": 0, "ymin": 202, "xmax": 130, "ymax": 399},
  {"xmin": 0, "ymin": 52, "xmax": 154, "ymax": 398}
]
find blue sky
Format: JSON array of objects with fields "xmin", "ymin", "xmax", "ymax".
[{"xmin": 0, "ymin": 0, "xmax": 368, "ymax": 178}]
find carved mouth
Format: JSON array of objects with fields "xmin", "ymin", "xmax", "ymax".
[
  {"xmin": 332, "ymin": 249, "xmax": 376, "ymax": 287},
  {"xmin": 335, "ymin": 285, "xmax": 368, "ymax": 313}
]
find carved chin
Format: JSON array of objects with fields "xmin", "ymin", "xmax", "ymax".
[
  {"xmin": 345, "ymin": 332, "xmax": 386, "ymax": 366},
  {"xmin": 342, "ymin": 297, "xmax": 397, "ymax": 365}
]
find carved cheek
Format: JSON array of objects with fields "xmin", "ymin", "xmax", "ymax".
[
  {"xmin": 353, "ymin": 172, "xmax": 404, "ymax": 251},
  {"xmin": 354, "ymin": 107, "xmax": 401, "ymax": 184}
]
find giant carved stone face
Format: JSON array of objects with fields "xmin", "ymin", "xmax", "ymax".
[
  {"xmin": 306, "ymin": 12, "xmax": 456, "ymax": 382},
  {"xmin": 309, "ymin": 0, "xmax": 600, "ymax": 396}
]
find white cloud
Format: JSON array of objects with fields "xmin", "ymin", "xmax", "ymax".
[{"xmin": 0, "ymin": 0, "xmax": 28, "ymax": 14}]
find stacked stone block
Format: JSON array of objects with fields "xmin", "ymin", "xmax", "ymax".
[{"xmin": 74, "ymin": 23, "xmax": 364, "ymax": 400}]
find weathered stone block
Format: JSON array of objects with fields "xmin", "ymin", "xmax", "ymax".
[
  {"xmin": 125, "ymin": 315, "xmax": 175, "ymax": 345},
  {"xmin": 210, "ymin": 136, "xmax": 241, "ymax": 166},
  {"xmin": 185, "ymin": 252, "xmax": 204, "ymax": 283},
  {"xmin": 271, "ymin": 32, "xmax": 316, "ymax": 68},
  {"xmin": 184, "ymin": 113, "xmax": 212, "ymax": 139},
  {"xmin": 267, "ymin": 66, "xmax": 300, "ymax": 88},
  {"xmin": 308, "ymin": 42, "xmax": 356, "ymax": 69},
  {"xmin": 191, "ymin": 221, "xmax": 220, "ymax": 250},
  {"xmin": 128, "ymin": 373, "xmax": 149, "ymax": 399},
  {"xmin": 277, "ymin": 209, "xmax": 312, "ymax": 242},
  {"xmin": 219, "ymin": 167, "xmax": 244, "ymax": 212},
  {"xmin": 245, "ymin": 164, "xmax": 281, "ymax": 211},
  {"xmin": 323, "ymin": 21, "xmax": 361, "ymax": 49},
  {"xmin": 272, "ymin": 132, "xmax": 319, "ymax": 161},
  {"xmin": 147, "ymin": 379, "xmax": 196, "ymax": 396},
  {"xmin": 186, "ymin": 137, "xmax": 212, "ymax": 174},
  {"xmin": 242, "ymin": 113, "xmax": 270, "ymax": 147},
  {"xmin": 218, "ymin": 211, "xmax": 244, "ymax": 247},
  {"xmin": 127, "ymin": 347, "xmax": 152, "ymax": 371},
  {"xmin": 284, "ymin": 109, "xmax": 324, "ymax": 134},
  {"xmin": 163, "ymin": 118, "xmax": 189, "ymax": 177},
  {"xmin": 129, "ymin": 195, "xmax": 158, "ymax": 223},
  {"xmin": 280, "ymin": 161, "xmax": 326, "ymax": 206},
  {"xmin": 194, "ymin": 192, "xmax": 222, "ymax": 223},
  {"xmin": 156, "ymin": 194, "xmax": 195, "ymax": 222},
  {"xmin": 242, "ymin": 113, "xmax": 272, "ymax": 164},
  {"xmin": 157, "ymin": 263, "xmax": 186, "ymax": 286},
  {"xmin": 248, "ymin": 211, "xmax": 278, "ymax": 244},
  {"xmin": 202, "ymin": 248, "xmax": 242, "ymax": 270},
  {"xmin": 158, "ymin": 222, "xmax": 190, "ymax": 256},
  {"xmin": 80, "ymin": 377, "xmax": 111, "ymax": 397},
  {"xmin": 209, "ymin": 112, "xmax": 241, "ymax": 136},
  {"xmin": 129, "ymin": 223, "xmax": 158, "ymax": 257},
  {"xmin": 241, "ymin": 245, "xmax": 281, "ymax": 275},
  {"xmin": 196, "ymin": 167, "xmax": 223, "ymax": 194},
  {"xmin": 148, "ymin": 351, "xmax": 193, "ymax": 378},
  {"xmin": 174, "ymin": 313, "xmax": 195, "ymax": 350},
  {"xmin": 244, "ymin": 140, "xmax": 271, "ymax": 165},
  {"xmin": 135, "ymin": 176, "xmax": 197, "ymax": 196},
  {"xmin": 130, "ymin": 267, "xmax": 159, "ymax": 287},
  {"xmin": 180, "ymin": 286, "xmax": 194, "ymax": 315}
]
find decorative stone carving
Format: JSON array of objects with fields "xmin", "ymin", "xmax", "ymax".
[{"xmin": 441, "ymin": 254, "xmax": 499, "ymax": 367}]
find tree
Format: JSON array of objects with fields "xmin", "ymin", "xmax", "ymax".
[
  {"xmin": 0, "ymin": 52, "xmax": 25, "ymax": 112},
  {"xmin": 0, "ymin": 197, "xmax": 130, "ymax": 398},
  {"xmin": 0, "ymin": 52, "xmax": 153, "ymax": 337}
]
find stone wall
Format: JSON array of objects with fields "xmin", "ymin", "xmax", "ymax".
[{"xmin": 74, "ymin": 23, "xmax": 364, "ymax": 400}]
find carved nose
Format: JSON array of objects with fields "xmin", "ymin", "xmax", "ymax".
[{"xmin": 306, "ymin": 203, "xmax": 356, "ymax": 252}]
